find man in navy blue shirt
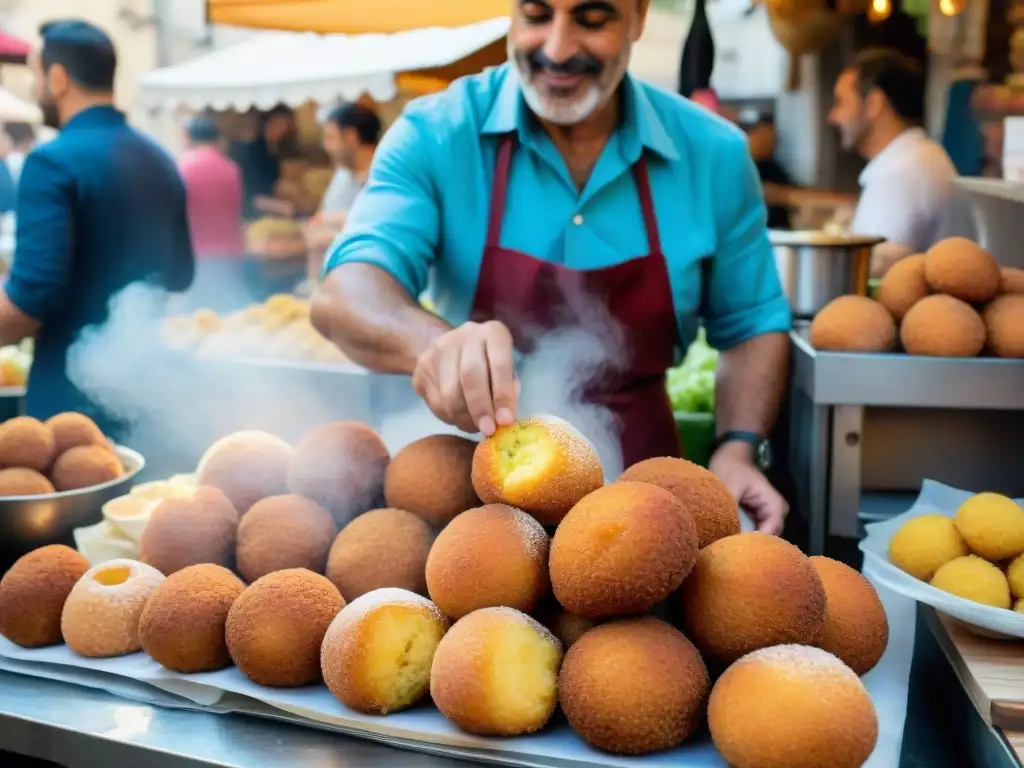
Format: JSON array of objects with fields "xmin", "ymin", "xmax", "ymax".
[{"xmin": 0, "ymin": 20, "xmax": 194, "ymax": 440}]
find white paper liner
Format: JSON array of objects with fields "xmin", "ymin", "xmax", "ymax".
[{"xmin": 859, "ymin": 479, "xmax": 1024, "ymax": 639}]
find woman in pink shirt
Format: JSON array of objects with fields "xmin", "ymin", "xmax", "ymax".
[{"xmin": 177, "ymin": 116, "xmax": 247, "ymax": 310}]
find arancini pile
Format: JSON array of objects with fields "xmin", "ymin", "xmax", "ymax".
[
  {"xmin": 0, "ymin": 412, "xmax": 893, "ymax": 763},
  {"xmin": 810, "ymin": 236, "xmax": 1022, "ymax": 359},
  {"xmin": 0, "ymin": 412, "xmax": 124, "ymax": 496},
  {"xmin": 889, "ymin": 492, "xmax": 1024, "ymax": 614}
]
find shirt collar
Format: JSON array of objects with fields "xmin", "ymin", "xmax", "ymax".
[
  {"xmin": 859, "ymin": 126, "xmax": 927, "ymax": 185},
  {"xmin": 481, "ymin": 63, "xmax": 679, "ymax": 162},
  {"xmin": 62, "ymin": 105, "xmax": 126, "ymax": 132}
]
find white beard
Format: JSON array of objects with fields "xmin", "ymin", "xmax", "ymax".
[
  {"xmin": 519, "ymin": 78, "xmax": 603, "ymax": 126},
  {"xmin": 508, "ymin": 43, "xmax": 630, "ymax": 127}
]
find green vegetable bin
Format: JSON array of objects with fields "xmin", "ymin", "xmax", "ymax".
[{"xmin": 675, "ymin": 411, "xmax": 715, "ymax": 468}]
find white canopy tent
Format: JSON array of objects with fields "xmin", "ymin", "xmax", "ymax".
[
  {"xmin": 0, "ymin": 87, "xmax": 41, "ymax": 124},
  {"xmin": 137, "ymin": 17, "xmax": 510, "ymax": 112}
]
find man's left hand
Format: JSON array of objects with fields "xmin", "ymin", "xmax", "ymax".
[{"xmin": 709, "ymin": 442, "xmax": 788, "ymax": 535}]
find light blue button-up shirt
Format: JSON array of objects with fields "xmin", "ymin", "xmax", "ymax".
[{"xmin": 324, "ymin": 63, "xmax": 791, "ymax": 356}]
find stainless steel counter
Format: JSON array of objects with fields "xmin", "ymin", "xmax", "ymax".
[
  {"xmin": 788, "ymin": 328, "xmax": 1024, "ymax": 554},
  {"xmin": 0, "ymin": 670, "xmax": 467, "ymax": 768}
]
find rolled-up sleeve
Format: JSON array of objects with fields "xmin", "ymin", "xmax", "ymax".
[
  {"xmin": 703, "ymin": 134, "xmax": 792, "ymax": 350},
  {"xmin": 322, "ymin": 114, "xmax": 439, "ymax": 299},
  {"xmin": 6, "ymin": 151, "xmax": 74, "ymax": 321}
]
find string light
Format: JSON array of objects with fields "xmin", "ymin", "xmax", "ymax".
[
  {"xmin": 938, "ymin": 0, "xmax": 967, "ymax": 16},
  {"xmin": 867, "ymin": 0, "xmax": 892, "ymax": 22}
]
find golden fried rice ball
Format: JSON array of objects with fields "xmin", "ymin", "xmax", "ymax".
[
  {"xmin": 925, "ymin": 237, "xmax": 1001, "ymax": 303},
  {"xmin": 326, "ymin": 508, "xmax": 434, "ymax": 601},
  {"xmin": 138, "ymin": 564, "xmax": 245, "ymax": 673},
  {"xmin": 0, "ymin": 416, "xmax": 56, "ymax": 473},
  {"xmin": 930, "ymin": 555, "xmax": 1011, "ymax": 609},
  {"xmin": 425, "ymin": 503, "xmax": 549, "ymax": 619},
  {"xmin": 51, "ymin": 445, "xmax": 124, "ymax": 492},
  {"xmin": 809, "ymin": 295, "xmax": 896, "ymax": 353},
  {"xmin": 0, "ymin": 545, "xmax": 90, "ymax": 647},
  {"xmin": 1007, "ymin": 554, "xmax": 1024, "ymax": 600},
  {"xmin": 900, "ymin": 294, "xmax": 986, "ymax": 357},
  {"xmin": 61, "ymin": 559, "xmax": 165, "ymax": 658},
  {"xmin": 955, "ymin": 492, "xmax": 1024, "ymax": 561},
  {"xmin": 810, "ymin": 556, "xmax": 889, "ymax": 675},
  {"xmin": 1001, "ymin": 266, "xmax": 1024, "ymax": 295},
  {"xmin": 236, "ymin": 494, "xmax": 337, "ymax": 582},
  {"xmin": 888, "ymin": 514, "xmax": 969, "ymax": 581},
  {"xmin": 876, "ymin": 253, "xmax": 929, "ymax": 321},
  {"xmin": 550, "ymin": 482, "xmax": 697, "ymax": 619},
  {"xmin": 430, "ymin": 607, "xmax": 563, "ymax": 736},
  {"xmin": 559, "ymin": 617, "xmax": 710, "ymax": 755},
  {"xmin": 983, "ymin": 294, "xmax": 1024, "ymax": 358},
  {"xmin": 709, "ymin": 645, "xmax": 878, "ymax": 768},
  {"xmin": 45, "ymin": 412, "xmax": 106, "ymax": 455},
  {"xmin": 321, "ymin": 588, "xmax": 450, "ymax": 715},
  {"xmin": 619, "ymin": 457, "xmax": 739, "ymax": 548},
  {"xmin": 225, "ymin": 569, "xmax": 345, "ymax": 687},
  {"xmin": 471, "ymin": 416, "xmax": 604, "ymax": 527},
  {"xmin": 196, "ymin": 430, "xmax": 293, "ymax": 515},
  {"xmin": 680, "ymin": 532, "xmax": 826, "ymax": 665},
  {"xmin": 384, "ymin": 434, "xmax": 481, "ymax": 528},
  {"xmin": 0, "ymin": 467, "xmax": 55, "ymax": 496},
  {"xmin": 138, "ymin": 486, "xmax": 240, "ymax": 576},
  {"xmin": 287, "ymin": 421, "xmax": 390, "ymax": 525}
]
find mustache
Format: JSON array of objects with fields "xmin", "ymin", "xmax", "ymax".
[{"xmin": 525, "ymin": 48, "xmax": 604, "ymax": 78}]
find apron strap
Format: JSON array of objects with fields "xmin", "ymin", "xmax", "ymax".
[
  {"xmin": 486, "ymin": 134, "xmax": 516, "ymax": 248},
  {"xmin": 632, "ymin": 155, "xmax": 663, "ymax": 255}
]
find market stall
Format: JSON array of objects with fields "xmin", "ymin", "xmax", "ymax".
[{"xmin": 205, "ymin": 0, "xmax": 510, "ymax": 35}]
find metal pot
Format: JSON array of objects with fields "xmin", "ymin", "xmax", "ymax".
[{"xmin": 770, "ymin": 230, "xmax": 883, "ymax": 319}]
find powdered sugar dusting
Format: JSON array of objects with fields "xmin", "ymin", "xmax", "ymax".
[
  {"xmin": 79, "ymin": 559, "xmax": 164, "ymax": 606},
  {"xmin": 531, "ymin": 416, "xmax": 602, "ymax": 475},
  {"xmin": 325, "ymin": 587, "xmax": 447, "ymax": 642},
  {"xmin": 507, "ymin": 505, "xmax": 551, "ymax": 560},
  {"xmin": 62, "ymin": 559, "xmax": 165, "ymax": 658},
  {"xmin": 743, "ymin": 644, "xmax": 860, "ymax": 683}
]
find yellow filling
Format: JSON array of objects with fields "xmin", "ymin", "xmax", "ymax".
[
  {"xmin": 361, "ymin": 610, "xmax": 444, "ymax": 713},
  {"xmin": 485, "ymin": 622, "xmax": 560, "ymax": 730},
  {"xmin": 94, "ymin": 565, "xmax": 131, "ymax": 586},
  {"xmin": 496, "ymin": 425, "xmax": 558, "ymax": 496}
]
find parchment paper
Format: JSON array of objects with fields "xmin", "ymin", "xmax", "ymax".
[
  {"xmin": 0, "ymin": 637, "xmax": 223, "ymax": 706},
  {"xmin": 859, "ymin": 480, "xmax": 1024, "ymax": 639}
]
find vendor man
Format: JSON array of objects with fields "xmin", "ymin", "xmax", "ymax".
[
  {"xmin": 0, "ymin": 20, "xmax": 194, "ymax": 440},
  {"xmin": 828, "ymin": 48, "xmax": 957, "ymax": 277},
  {"xmin": 312, "ymin": 0, "xmax": 792, "ymax": 533}
]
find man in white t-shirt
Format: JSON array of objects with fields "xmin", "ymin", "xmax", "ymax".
[
  {"xmin": 828, "ymin": 48, "xmax": 957, "ymax": 277},
  {"xmin": 304, "ymin": 103, "xmax": 381, "ymax": 284}
]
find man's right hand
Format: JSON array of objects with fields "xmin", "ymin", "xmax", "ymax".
[{"xmin": 412, "ymin": 320, "xmax": 518, "ymax": 436}]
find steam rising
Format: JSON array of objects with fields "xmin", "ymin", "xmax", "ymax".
[{"xmin": 68, "ymin": 281, "xmax": 630, "ymax": 481}]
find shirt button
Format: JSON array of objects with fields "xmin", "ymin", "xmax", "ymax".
[{"xmin": 573, "ymin": 214, "xmax": 584, "ymax": 226}]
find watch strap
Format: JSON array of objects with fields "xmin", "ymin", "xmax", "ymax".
[{"xmin": 713, "ymin": 431, "xmax": 764, "ymax": 450}]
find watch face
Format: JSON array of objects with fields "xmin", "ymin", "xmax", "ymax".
[{"xmin": 756, "ymin": 441, "xmax": 773, "ymax": 471}]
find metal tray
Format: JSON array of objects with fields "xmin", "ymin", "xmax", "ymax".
[{"xmin": 0, "ymin": 445, "xmax": 145, "ymax": 560}]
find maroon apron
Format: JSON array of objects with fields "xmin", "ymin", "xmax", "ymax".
[{"xmin": 470, "ymin": 135, "xmax": 682, "ymax": 469}]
